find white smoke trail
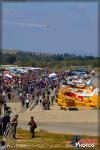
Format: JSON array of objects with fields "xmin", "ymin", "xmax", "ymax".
[{"xmin": 3, "ymin": 21, "xmax": 48, "ymax": 28}]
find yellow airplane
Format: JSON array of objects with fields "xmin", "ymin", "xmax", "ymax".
[{"xmin": 56, "ymin": 86, "xmax": 99, "ymax": 110}]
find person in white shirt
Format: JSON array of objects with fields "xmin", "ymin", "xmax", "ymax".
[{"xmin": 25, "ymin": 99, "xmax": 30, "ymax": 108}]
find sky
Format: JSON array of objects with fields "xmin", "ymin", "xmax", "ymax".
[{"xmin": 2, "ymin": 2, "xmax": 98, "ymax": 56}]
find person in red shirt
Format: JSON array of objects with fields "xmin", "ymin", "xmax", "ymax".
[{"xmin": 28, "ymin": 116, "xmax": 37, "ymax": 138}]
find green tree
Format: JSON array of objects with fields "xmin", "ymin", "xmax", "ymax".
[{"xmin": 6, "ymin": 55, "xmax": 16, "ymax": 64}]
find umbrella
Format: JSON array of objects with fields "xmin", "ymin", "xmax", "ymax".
[
  {"xmin": 3, "ymin": 74, "xmax": 12, "ymax": 79},
  {"xmin": 49, "ymin": 73, "xmax": 57, "ymax": 78}
]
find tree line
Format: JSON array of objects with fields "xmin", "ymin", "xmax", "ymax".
[{"xmin": 0, "ymin": 50, "xmax": 99, "ymax": 70}]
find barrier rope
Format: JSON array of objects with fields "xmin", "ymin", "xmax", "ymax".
[{"xmin": 3, "ymin": 123, "xmax": 16, "ymax": 150}]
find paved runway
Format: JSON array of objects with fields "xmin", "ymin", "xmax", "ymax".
[
  {"xmin": 18, "ymin": 122, "xmax": 98, "ymax": 136},
  {"xmin": 7, "ymin": 101, "xmax": 98, "ymax": 136}
]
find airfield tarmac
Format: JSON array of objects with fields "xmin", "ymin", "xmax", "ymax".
[{"xmin": 7, "ymin": 102, "xmax": 98, "ymax": 136}]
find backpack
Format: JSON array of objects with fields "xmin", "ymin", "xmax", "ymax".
[{"xmin": 32, "ymin": 121, "xmax": 37, "ymax": 129}]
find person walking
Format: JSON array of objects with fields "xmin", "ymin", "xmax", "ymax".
[{"xmin": 28, "ymin": 116, "xmax": 37, "ymax": 138}]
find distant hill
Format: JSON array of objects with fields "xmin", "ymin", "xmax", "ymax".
[
  {"xmin": 2, "ymin": 49, "xmax": 18, "ymax": 55},
  {"xmin": 2, "ymin": 49, "xmax": 52, "ymax": 56}
]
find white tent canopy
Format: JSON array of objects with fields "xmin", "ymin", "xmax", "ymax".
[
  {"xmin": 49, "ymin": 73, "xmax": 57, "ymax": 78},
  {"xmin": 3, "ymin": 74, "xmax": 12, "ymax": 79}
]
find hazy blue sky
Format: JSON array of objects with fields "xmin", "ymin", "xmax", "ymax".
[{"xmin": 2, "ymin": 2, "xmax": 98, "ymax": 56}]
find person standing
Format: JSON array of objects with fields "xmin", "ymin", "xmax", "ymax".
[
  {"xmin": 33, "ymin": 93, "xmax": 39, "ymax": 108},
  {"xmin": 25, "ymin": 98, "xmax": 30, "ymax": 109},
  {"xmin": 28, "ymin": 116, "xmax": 37, "ymax": 138},
  {"xmin": 2, "ymin": 92, "xmax": 6, "ymax": 105},
  {"xmin": 2, "ymin": 114, "xmax": 10, "ymax": 134},
  {"xmin": 7, "ymin": 86, "xmax": 12, "ymax": 101},
  {"xmin": 0, "ymin": 117, "xmax": 2, "ymax": 136},
  {"xmin": 21, "ymin": 96, "xmax": 25, "ymax": 111},
  {"xmin": 10, "ymin": 114, "xmax": 18, "ymax": 139}
]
